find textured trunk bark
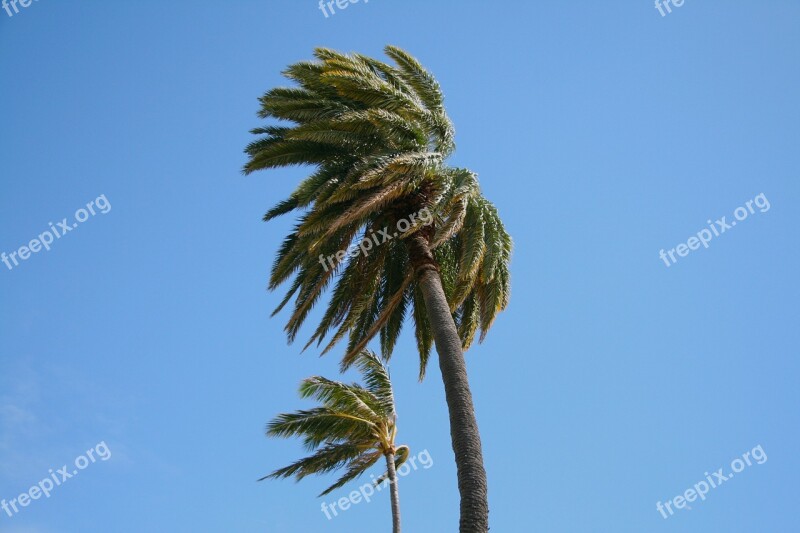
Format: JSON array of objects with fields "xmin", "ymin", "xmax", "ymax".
[
  {"xmin": 407, "ymin": 233, "xmax": 489, "ymax": 533},
  {"xmin": 385, "ymin": 452, "xmax": 402, "ymax": 533}
]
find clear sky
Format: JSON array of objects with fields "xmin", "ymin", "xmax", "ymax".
[{"xmin": 1, "ymin": 1, "xmax": 798, "ymax": 532}]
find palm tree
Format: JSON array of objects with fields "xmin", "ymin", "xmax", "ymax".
[
  {"xmin": 245, "ymin": 46, "xmax": 511, "ymax": 533},
  {"xmin": 262, "ymin": 350, "xmax": 407, "ymax": 533}
]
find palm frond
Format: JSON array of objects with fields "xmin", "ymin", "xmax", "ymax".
[
  {"xmin": 246, "ymin": 46, "xmax": 511, "ymax": 377},
  {"xmin": 263, "ymin": 348, "xmax": 401, "ymax": 497}
]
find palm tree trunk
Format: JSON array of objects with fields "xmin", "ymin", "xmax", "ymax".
[
  {"xmin": 385, "ymin": 452, "xmax": 402, "ymax": 533},
  {"xmin": 407, "ymin": 233, "xmax": 489, "ymax": 533}
]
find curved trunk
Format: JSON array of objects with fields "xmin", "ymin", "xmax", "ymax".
[
  {"xmin": 407, "ymin": 233, "xmax": 489, "ymax": 533},
  {"xmin": 385, "ymin": 452, "xmax": 402, "ymax": 533}
]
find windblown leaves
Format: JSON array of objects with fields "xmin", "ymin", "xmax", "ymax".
[
  {"xmin": 263, "ymin": 350, "xmax": 405, "ymax": 496},
  {"xmin": 245, "ymin": 46, "xmax": 512, "ymax": 377}
]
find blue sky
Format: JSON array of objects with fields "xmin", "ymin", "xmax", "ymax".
[{"xmin": 1, "ymin": 1, "xmax": 798, "ymax": 531}]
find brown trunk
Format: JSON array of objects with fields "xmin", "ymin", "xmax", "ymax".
[
  {"xmin": 385, "ymin": 452, "xmax": 401, "ymax": 533},
  {"xmin": 406, "ymin": 232, "xmax": 489, "ymax": 533}
]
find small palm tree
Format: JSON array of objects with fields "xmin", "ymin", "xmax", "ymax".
[
  {"xmin": 245, "ymin": 46, "xmax": 511, "ymax": 532},
  {"xmin": 262, "ymin": 350, "xmax": 407, "ymax": 533}
]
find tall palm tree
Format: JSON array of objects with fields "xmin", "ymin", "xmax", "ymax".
[
  {"xmin": 262, "ymin": 350, "xmax": 407, "ymax": 533},
  {"xmin": 245, "ymin": 46, "xmax": 511, "ymax": 533}
]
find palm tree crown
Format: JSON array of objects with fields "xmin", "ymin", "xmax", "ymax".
[
  {"xmin": 262, "ymin": 349, "xmax": 408, "ymax": 495},
  {"xmin": 244, "ymin": 45, "xmax": 511, "ymax": 378}
]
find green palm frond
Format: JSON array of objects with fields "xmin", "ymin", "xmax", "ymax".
[
  {"xmin": 299, "ymin": 376, "xmax": 382, "ymax": 422},
  {"xmin": 263, "ymin": 351, "xmax": 404, "ymax": 497},
  {"xmin": 320, "ymin": 450, "xmax": 383, "ymax": 496},
  {"xmin": 352, "ymin": 350, "xmax": 396, "ymax": 417},
  {"xmin": 266, "ymin": 407, "xmax": 375, "ymax": 450},
  {"xmin": 260, "ymin": 441, "xmax": 364, "ymax": 482},
  {"xmin": 246, "ymin": 46, "xmax": 512, "ymax": 378}
]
